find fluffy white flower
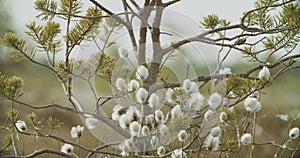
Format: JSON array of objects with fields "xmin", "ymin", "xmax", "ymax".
[
  {"xmin": 244, "ymin": 97, "xmax": 261, "ymax": 112},
  {"xmin": 171, "ymin": 105, "xmax": 182, "ymax": 119},
  {"xmin": 136, "ymin": 88, "xmax": 148, "ymax": 104},
  {"xmin": 112, "ymin": 104, "xmax": 126, "ymax": 121},
  {"xmin": 159, "ymin": 124, "xmax": 169, "ymax": 136},
  {"xmin": 126, "ymin": 106, "xmax": 141, "ymax": 120},
  {"xmin": 118, "ymin": 47, "xmax": 128, "ymax": 58},
  {"xmin": 219, "ymin": 112, "xmax": 228, "ymax": 123},
  {"xmin": 148, "ymin": 93, "xmax": 159, "ymax": 108},
  {"xmin": 204, "ymin": 110, "xmax": 214, "ymax": 121},
  {"xmin": 85, "ymin": 115, "xmax": 98, "ymax": 129},
  {"xmin": 119, "ymin": 139, "xmax": 133, "ymax": 151},
  {"xmin": 121, "ymin": 150, "xmax": 129, "ymax": 157},
  {"xmin": 219, "ymin": 67, "xmax": 232, "ymax": 74},
  {"xmin": 289, "ymin": 127, "xmax": 299, "ymax": 139},
  {"xmin": 276, "ymin": 114, "xmax": 289, "ymax": 121},
  {"xmin": 157, "ymin": 146, "xmax": 166, "ymax": 156},
  {"xmin": 208, "ymin": 93, "xmax": 222, "ymax": 109},
  {"xmin": 258, "ymin": 66, "xmax": 270, "ymax": 79},
  {"xmin": 136, "ymin": 65, "xmax": 149, "ymax": 80},
  {"xmin": 151, "ymin": 135, "xmax": 159, "ymax": 147},
  {"xmin": 241, "ymin": 133, "xmax": 252, "ymax": 145},
  {"xmin": 142, "ymin": 126, "xmax": 150, "ymax": 136},
  {"xmin": 189, "ymin": 93, "xmax": 205, "ymax": 111},
  {"xmin": 71, "ymin": 125, "xmax": 84, "ymax": 138},
  {"xmin": 145, "ymin": 114, "xmax": 154, "ymax": 126},
  {"xmin": 155, "ymin": 110, "xmax": 164, "ymax": 123},
  {"xmin": 61, "ymin": 143, "xmax": 73, "ymax": 154},
  {"xmin": 128, "ymin": 80, "xmax": 140, "ymax": 91},
  {"xmin": 15, "ymin": 120, "xmax": 26, "ymax": 132},
  {"xmin": 115, "ymin": 78, "xmax": 126, "ymax": 91},
  {"xmin": 189, "ymin": 82, "xmax": 198, "ymax": 94},
  {"xmin": 203, "ymin": 135, "xmax": 220, "ymax": 151},
  {"xmin": 182, "ymin": 79, "xmax": 192, "ymax": 92},
  {"xmin": 119, "ymin": 114, "xmax": 132, "ymax": 129},
  {"xmin": 178, "ymin": 130, "xmax": 189, "ymax": 142},
  {"xmin": 210, "ymin": 126, "xmax": 222, "ymax": 137},
  {"xmin": 165, "ymin": 88, "xmax": 174, "ymax": 103},
  {"xmin": 171, "ymin": 149, "xmax": 186, "ymax": 158},
  {"xmin": 129, "ymin": 121, "xmax": 140, "ymax": 136},
  {"xmin": 182, "ymin": 79, "xmax": 198, "ymax": 94}
]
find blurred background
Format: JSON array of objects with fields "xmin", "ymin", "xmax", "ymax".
[{"xmin": 0, "ymin": 0, "xmax": 300, "ymax": 157}]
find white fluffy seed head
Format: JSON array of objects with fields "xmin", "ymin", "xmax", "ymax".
[
  {"xmin": 241, "ymin": 133, "xmax": 252, "ymax": 145},
  {"xmin": 157, "ymin": 146, "xmax": 166, "ymax": 156},
  {"xmin": 289, "ymin": 127, "xmax": 300, "ymax": 139},
  {"xmin": 204, "ymin": 110, "xmax": 214, "ymax": 121},
  {"xmin": 219, "ymin": 67, "xmax": 232, "ymax": 74},
  {"xmin": 171, "ymin": 104, "xmax": 182, "ymax": 119},
  {"xmin": 145, "ymin": 114, "xmax": 154, "ymax": 126},
  {"xmin": 244, "ymin": 97, "xmax": 261, "ymax": 112},
  {"xmin": 61, "ymin": 143, "xmax": 74, "ymax": 154},
  {"xmin": 15, "ymin": 120, "xmax": 26, "ymax": 132},
  {"xmin": 258, "ymin": 66, "xmax": 270, "ymax": 79},
  {"xmin": 189, "ymin": 93, "xmax": 205, "ymax": 111},
  {"xmin": 119, "ymin": 114, "xmax": 132, "ymax": 129},
  {"xmin": 142, "ymin": 125, "xmax": 150, "ymax": 136},
  {"xmin": 112, "ymin": 104, "xmax": 125, "ymax": 121},
  {"xmin": 149, "ymin": 93, "xmax": 159, "ymax": 108},
  {"xmin": 159, "ymin": 124, "xmax": 169, "ymax": 137},
  {"xmin": 136, "ymin": 65, "xmax": 149, "ymax": 80},
  {"xmin": 171, "ymin": 149, "xmax": 187, "ymax": 158},
  {"xmin": 182, "ymin": 79, "xmax": 192, "ymax": 92},
  {"xmin": 151, "ymin": 135, "xmax": 159, "ymax": 147},
  {"xmin": 136, "ymin": 88, "xmax": 148, "ymax": 104},
  {"xmin": 178, "ymin": 130, "xmax": 189, "ymax": 142},
  {"xmin": 203, "ymin": 135, "xmax": 220, "ymax": 151},
  {"xmin": 118, "ymin": 47, "xmax": 128, "ymax": 58},
  {"xmin": 219, "ymin": 112, "xmax": 228, "ymax": 123},
  {"xmin": 128, "ymin": 80, "xmax": 140, "ymax": 91},
  {"xmin": 165, "ymin": 88, "xmax": 174, "ymax": 103},
  {"xmin": 210, "ymin": 126, "xmax": 222, "ymax": 137},
  {"xmin": 155, "ymin": 110, "xmax": 164, "ymax": 123},
  {"xmin": 71, "ymin": 125, "xmax": 84, "ymax": 138},
  {"xmin": 85, "ymin": 115, "xmax": 98, "ymax": 129},
  {"xmin": 115, "ymin": 78, "xmax": 126, "ymax": 91},
  {"xmin": 208, "ymin": 93, "xmax": 222, "ymax": 109},
  {"xmin": 129, "ymin": 121, "xmax": 140, "ymax": 136}
]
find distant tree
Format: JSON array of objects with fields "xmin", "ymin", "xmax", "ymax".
[{"xmin": 0, "ymin": 0, "xmax": 300, "ymax": 157}]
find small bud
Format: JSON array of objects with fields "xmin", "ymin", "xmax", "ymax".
[
  {"xmin": 129, "ymin": 121, "xmax": 140, "ymax": 136},
  {"xmin": 219, "ymin": 112, "xmax": 228, "ymax": 123},
  {"xmin": 258, "ymin": 66, "xmax": 270, "ymax": 79},
  {"xmin": 15, "ymin": 120, "xmax": 26, "ymax": 132},
  {"xmin": 241, "ymin": 133, "xmax": 252, "ymax": 145},
  {"xmin": 71, "ymin": 125, "xmax": 84, "ymax": 138},
  {"xmin": 157, "ymin": 146, "xmax": 166, "ymax": 156},
  {"xmin": 136, "ymin": 88, "xmax": 148, "ymax": 104},
  {"xmin": 289, "ymin": 127, "xmax": 299, "ymax": 139},
  {"xmin": 148, "ymin": 93, "xmax": 159, "ymax": 108},
  {"xmin": 136, "ymin": 65, "xmax": 149, "ymax": 80},
  {"xmin": 61, "ymin": 143, "xmax": 73, "ymax": 154},
  {"xmin": 204, "ymin": 110, "xmax": 214, "ymax": 121},
  {"xmin": 128, "ymin": 80, "xmax": 140, "ymax": 91},
  {"xmin": 208, "ymin": 93, "xmax": 222, "ymax": 109},
  {"xmin": 210, "ymin": 126, "xmax": 222, "ymax": 137},
  {"xmin": 178, "ymin": 130, "xmax": 189, "ymax": 142},
  {"xmin": 244, "ymin": 97, "xmax": 261, "ymax": 112},
  {"xmin": 85, "ymin": 115, "xmax": 98, "ymax": 129},
  {"xmin": 115, "ymin": 78, "xmax": 126, "ymax": 91}
]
